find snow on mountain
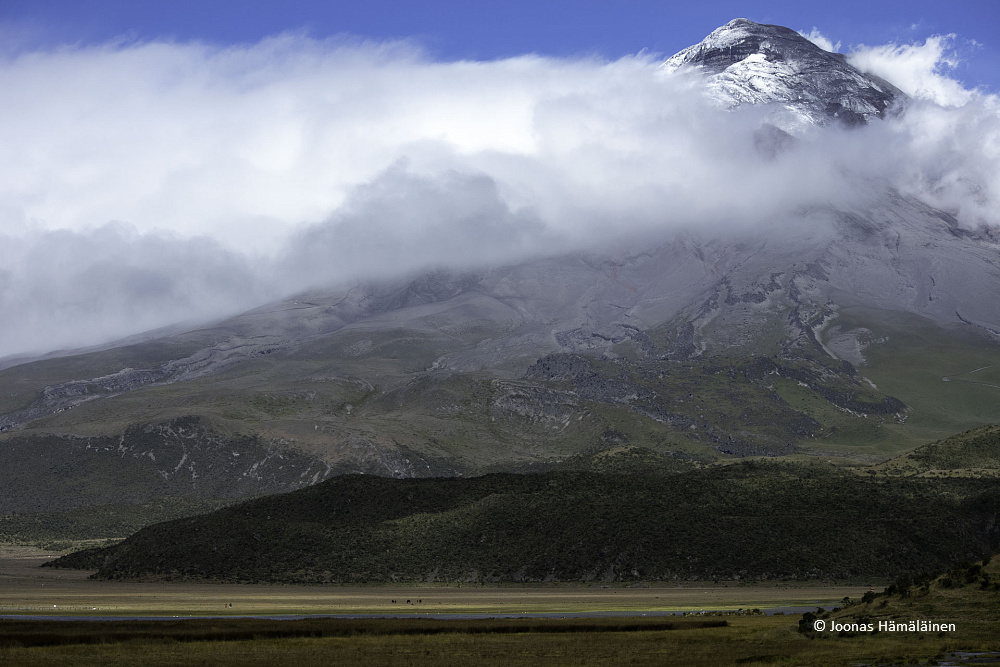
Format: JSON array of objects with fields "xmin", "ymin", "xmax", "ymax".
[{"xmin": 663, "ymin": 18, "xmax": 906, "ymax": 131}]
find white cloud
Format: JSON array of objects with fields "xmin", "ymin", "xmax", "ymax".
[
  {"xmin": 0, "ymin": 32, "xmax": 997, "ymax": 359},
  {"xmin": 847, "ymin": 35, "xmax": 973, "ymax": 106},
  {"xmin": 884, "ymin": 96, "xmax": 1000, "ymax": 227},
  {"xmin": 0, "ymin": 223, "xmax": 272, "ymax": 357},
  {"xmin": 800, "ymin": 28, "xmax": 841, "ymax": 54}
]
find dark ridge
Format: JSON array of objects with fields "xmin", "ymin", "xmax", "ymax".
[{"xmin": 50, "ymin": 462, "xmax": 1000, "ymax": 584}]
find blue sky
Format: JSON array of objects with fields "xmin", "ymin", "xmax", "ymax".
[{"xmin": 3, "ymin": 0, "xmax": 999, "ymax": 91}]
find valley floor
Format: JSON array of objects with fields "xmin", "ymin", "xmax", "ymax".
[
  {"xmin": 4, "ymin": 551, "xmax": 999, "ymax": 666},
  {"xmin": 0, "ymin": 550, "xmax": 859, "ymax": 617}
]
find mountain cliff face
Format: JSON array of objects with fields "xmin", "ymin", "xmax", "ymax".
[
  {"xmin": 663, "ymin": 18, "xmax": 906, "ymax": 130},
  {"xmin": 2, "ymin": 19, "xmax": 999, "ymax": 527}
]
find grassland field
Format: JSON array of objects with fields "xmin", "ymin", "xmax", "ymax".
[
  {"xmin": 0, "ymin": 548, "xmax": 859, "ymax": 617},
  {"xmin": 4, "ymin": 548, "xmax": 1000, "ymax": 665}
]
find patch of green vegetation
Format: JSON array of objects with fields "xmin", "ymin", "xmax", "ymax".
[
  {"xmin": 552, "ymin": 446, "xmax": 703, "ymax": 474},
  {"xmin": 816, "ymin": 551, "xmax": 1000, "ymax": 662},
  {"xmin": 246, "ymin": 392, "xmax": 316, "ymax": 420},
  {"xmin": 0, "ymin": 496, "xmax": 233, "ymax": 545},
  {"xmin": 527, "ymin": 352, "xmax": 906, "ymax": 458},
  {"xmin": 575, "ymin": 403, "xmax": 698, "ymax": 455},
  {"xmin": 0, "ymin": 336, "xmax": 211, "ymax": 414},
  {"xmin": 770, "ymin": 376, "xmax": 892, "ymax": 453},
  {"xmin": 872, "ymin": 425, "xmax": 1000, "ymax": 477},
  {"xmin": 906, "ymin": 425, "xmax": 1000, "ymax": 470},
  {"xmin": 839, "ymin": 308, "xmax": 1000, "ymax": 447}
]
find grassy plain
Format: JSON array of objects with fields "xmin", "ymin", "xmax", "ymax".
[
  {"xmin": 1, "ymin": 615, "xmax": 970, "ymax": 667},
  {"xmin": 0, "ymin": 550, "xmax": 859, "ymax": 617},
  {"xmin": 2, "ymin": 603, "xmax": 997, "ymax": 667},
  {"xmin": 4, "ymin": 553, "xmax": 1000, "ymax": 666}
]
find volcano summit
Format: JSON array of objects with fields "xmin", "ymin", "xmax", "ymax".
[{"xmin": 664, "ymin": 18, "xmax": 906, "ymax": 128}]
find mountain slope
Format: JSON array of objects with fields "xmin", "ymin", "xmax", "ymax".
[{"xmin": 2, "ymin": 19, "xmax": 999, "ymax": 531}]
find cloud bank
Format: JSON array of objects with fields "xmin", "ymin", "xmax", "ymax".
[
  {"xmin": 848, "ymin": 35, "xmax": 974, "ymax": 106},
  {"xmin": 0, "ymin": 32, "xmax": 998, "ymax": 359}
]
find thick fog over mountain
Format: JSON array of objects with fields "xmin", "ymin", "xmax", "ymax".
[{"xmin": 1, "ymin": 28, "xmax": 998, "ymax": 359}]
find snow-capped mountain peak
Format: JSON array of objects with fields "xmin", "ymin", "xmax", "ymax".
[{"xmin": 664, "ymin": 18, "xmax": 906, "ymax": 131}]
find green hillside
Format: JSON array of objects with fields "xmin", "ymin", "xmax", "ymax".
[
  {"xmin": 815, "ymin": 553, "xmax": 1000, "ymax": 645},
  {"xmin": 51, "ymin": 460, "xmax": 1000, "ymax": 584}
]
